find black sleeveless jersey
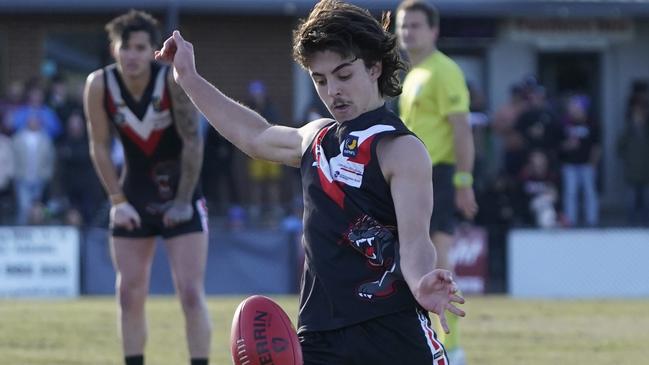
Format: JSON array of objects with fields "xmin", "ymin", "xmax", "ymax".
[
  {"xmin": 298, "ymin": 105, "xmax": 420, "ymax": 333},
  {"xmin": 103, "ymin": 62, "xmax": 200, "ymax": 214}
]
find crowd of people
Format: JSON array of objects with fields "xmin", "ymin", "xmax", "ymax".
[
  {"xmin": 0, "ymin": 75, "xmax": 301, "ymax": 229},
  {"xmin": 1, "ymin": 77, "xmax": 646, "ymax": 231},
  {"xmin": 477, "ymin": 76, "xmax": 649, "ymax": 230}
]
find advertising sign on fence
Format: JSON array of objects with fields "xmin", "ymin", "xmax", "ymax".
[
  {"xmin": 451, "ymin": 224, "xmax": 488, "ymax": 294},
  {"xmin": 0, "ymin": 226, "xmax": 79, "ymax": 298}
]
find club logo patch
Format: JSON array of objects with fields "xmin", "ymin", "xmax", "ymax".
[
  {"xmin": 114, "ymin": 112, "xmax": 125, "ymax": 125},
  {"xmin": 343, "ymin": 135, "xmax": 359, "ymax": 157},
  {"xmin": 152, "ymin": 96, "xmax": 162, "ymax": 112}
]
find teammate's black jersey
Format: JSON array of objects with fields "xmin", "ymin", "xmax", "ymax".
[
  {"xmin": 103, "ymin": 62, "xmax": 199, "ymax": 214},
  {"xmin": 298, "ymin": 105, "xmax": 420, "ymax": 333}
]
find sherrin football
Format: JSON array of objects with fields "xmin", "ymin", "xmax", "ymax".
[{"xmin": 231, "ymin": 295, "xmax": 303, "ymax": 365}]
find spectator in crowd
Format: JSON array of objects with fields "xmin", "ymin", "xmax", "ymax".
[
  {"xmin": 492, "ymin": 82, "xmax": 529, "ymax": 177},
  {"xmin": 57, "ymin": 110, "xmax": 103, "ymax": 225},
  {"xmin": 518, "ymin": 149, "xmax": 560, "ymax": 228},
  {"xmin": 12, "ymin": 113, "xmax": 55, "ymax": 225},
  {"xmin": 201, "ymin": 115, "xmax": 241, "ymax": 218},
  {"xmin": 0, "ymin": 80, "xmax": 25, "ymax": 135},
  {"xmin": 559, "ymin": 94, "xmax": 600, "ymax": 227},
  {"xmin": 0, "ymin": 130, "xmax": 14, "ymax": 222},
  {"xmin": 515, "ymin": 77, "xmax": 562, "ymax": 169},
  {"xmin": 245, "ymin": 80, "xmax": 283, "ymax": 222},
  {"xmin": 617, "ymin": 91, "xmax": 649, "ymax": 226},
  {"xmin": 47, "ymin": 74, "xmax": 83, "ymax": 129},
  {"xmin": 7, "ymin": 84, "xmax": 62, "ymax": 140}
]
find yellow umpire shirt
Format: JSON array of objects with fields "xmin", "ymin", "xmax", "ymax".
[{"xmin": 399, "ymin": 51, "xmax": 469, "ymax": 165}]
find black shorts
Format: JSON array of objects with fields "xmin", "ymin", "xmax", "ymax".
[
  {"xmin": 111, "ymin": 198, "xmax": 208, "ymax": 239},
  {"xmin": 299, "ymin": 309, "xmax": 448, "ymax": 365},
  {"xmin": 431, "ymin": 163, "xmax": 456, "ymax": 235}
]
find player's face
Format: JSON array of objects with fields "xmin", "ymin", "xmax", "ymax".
[
  {"xmin": 112, "ymin": 31, "xmax": 155, "ymax": 79},
  {"xmin": 396, "ymin": 9, "xmax": 438, "ymax": 54},
  {"xmin": 308, "ymin": 50, "xmax": 383, "ymax": 123}
]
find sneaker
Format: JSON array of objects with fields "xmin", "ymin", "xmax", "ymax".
[{"xmin": 447, "ymin": 347, "xmax": 466, "ymax": 365}]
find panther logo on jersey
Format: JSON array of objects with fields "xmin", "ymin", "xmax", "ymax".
[{"xmin": 343, "ymin": 215, "xmax": 402, "ymax": 300}]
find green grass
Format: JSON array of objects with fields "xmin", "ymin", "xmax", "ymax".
[{"xmin": 0, "ymin": 295, "xmax": 648, "ymax": 364}]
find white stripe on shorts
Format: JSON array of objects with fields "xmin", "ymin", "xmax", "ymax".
[
  {"xmin": 195, "ymin": 198, "xmax": 209, "ymax": 233},
  {"xmin": 416, "ymin": 309, "xmax": 448, "ymax": 365}
]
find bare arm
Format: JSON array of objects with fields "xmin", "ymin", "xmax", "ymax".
[
  {"xmin": 84, "ymin": 70, "xmax": 141, "ymax": 230},
  {"xmin": 156, "ymin": 31, "xmax": 321, "ymax": 167},
  {"xmin": 168, "ymin": 72, "xmax": 203, "ymax": 204},
  {"xmin": 379, "ymin": 135, "xmax": 436, "ymax": 291},
  {"xmin": 449, "ymin": 112, "xmax": 474, "ymax": 180},
  {"xmin": 449, "ymin": 112, "xmax": 478, "ymax": 219},
  {"xmin": 84, "ymin": 70, "xmax": 123, "ymax": 200},
  {"xmin": 378, "ymin": 134, "xmax": 465, "ymax": 332}
]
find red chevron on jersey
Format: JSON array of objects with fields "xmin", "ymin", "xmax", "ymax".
[
  {"xmin": 105, "ymin": 64, "xmax": 172, "ymax": 156},
  {"xmin": 313, "ymin": 125, "xmax": 345, "ymax": 208},
  {"xmin": 312, "ymin": 124, "xmax": 396, "ymax": 208}
]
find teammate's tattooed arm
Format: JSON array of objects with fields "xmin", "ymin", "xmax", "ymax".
[
  {"xmin": 169, "ymin": 71, "xmax": 203, "ymax": 204},
  {"xmin": 162, "ymin": 71, "xmax": 203, "ymax": 227}
]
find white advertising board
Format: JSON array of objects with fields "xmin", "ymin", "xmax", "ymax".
[
  {"xmin": 0, "ymin": 226, "xmax": 79, "ymax": 298},
  {"xmin": 508, "ymin": 229, "xmax": 649, "ymax": 298}
]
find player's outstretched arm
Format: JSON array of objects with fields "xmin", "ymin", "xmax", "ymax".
[
  {"xmin": 157, "ymin": 30, "xmax": 307, "ymax": 167},
  {"xmin": 378, "ymin": 134, "xmax": 465, "ymax": 332}
]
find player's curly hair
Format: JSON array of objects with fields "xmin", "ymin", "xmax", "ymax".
[
  {"xmin": 105, "ymin": 9, "xmax": 161, "ymax": 47},
  {"xmin": 293, "ymin": 0, "xmax": 406, "ymax": 98}
]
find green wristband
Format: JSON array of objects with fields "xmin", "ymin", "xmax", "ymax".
[{"xmin": 453, "ymin": 172, "xmax": 473, "ymax": 188}]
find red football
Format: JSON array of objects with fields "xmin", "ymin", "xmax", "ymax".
[{"xmin": 231, "ymin": 295, "xmax": 303, "ymax": 365}]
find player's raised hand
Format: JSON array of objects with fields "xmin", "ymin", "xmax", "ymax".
[
  {"xmin": 162, "ymin": 200, "xmax": 194, "ymax": 227},
  {"xmin": 155, "ymin": 30, "xmax": 196, "ymax": 84},
  {"xmin": 110, "ymin": 201, "xmax": 142, "ymax": 231},
  {"xmin": 414, "ymin": 269, "xmax": 466, "ymax": 333}
]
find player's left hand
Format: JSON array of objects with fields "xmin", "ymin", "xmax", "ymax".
[
  {"xmin": 163, "ymin": 200, "xmax": 194, "ymax": 227},
  {"xmin": 414, "ymin": 269, "xmax": 466, "ymax": 334},
  {"xmin": 456, "ymin": 187, "xmax": 478, "ymax": 220}
]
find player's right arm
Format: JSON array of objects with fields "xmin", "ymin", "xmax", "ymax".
[
  {"xmin": 84, "ymin": 70, "xmax": 141, "ymax": 230},
  {"xmin": 156, "ymin": 31, "xmax": 327, "ymax": 167}
]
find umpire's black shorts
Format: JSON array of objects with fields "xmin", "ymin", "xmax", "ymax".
[
  {"xmin": 431, "ymin": 163, "xmax": 456, "ymax": 235},
  {"xmin": 299, "ymin": 308, "xmax": 448, "ymax": 365}
]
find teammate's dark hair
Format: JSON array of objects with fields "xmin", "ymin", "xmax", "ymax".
[
  {"xmin": 397, "ymin": 0, "xmax": 439, "ymax": 28},
  {"xmin": 292, "ymin": 0, "xmax": 406, "ymax": 98},
  {"xmin": 105, "ymin": 9, "xmax": 161, "ymax": 47}
]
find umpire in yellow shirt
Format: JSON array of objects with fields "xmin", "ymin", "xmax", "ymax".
[{"xmin": 396, "ymin": 1, "xmax": 478, "ymax": 363}]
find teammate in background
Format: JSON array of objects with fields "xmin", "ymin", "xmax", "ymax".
[
  {"xmin": 83, "ymin": 10, "xmax": 211, "ymax": 365},
  {"xmin": 396, "ymin": 1, "xmax": 478, "ymax": 363},
  {"xmin": 156, "ymin": 0, "xmax": 464, "ymax": 363}
]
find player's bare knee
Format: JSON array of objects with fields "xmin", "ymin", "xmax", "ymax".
[
  {"xmin": 117, "ymin": 282, "xmax": 148, "ymax": 311},
  {"xmin": 177, "ymin": 284, "xmax": 204, "ymax": 311}
]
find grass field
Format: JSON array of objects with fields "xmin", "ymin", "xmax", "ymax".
[{"xmin": 1, "ymin": 295, "xmax": 648, "ymax": 364}]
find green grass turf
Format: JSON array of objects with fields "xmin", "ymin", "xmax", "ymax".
[{"xmin": 0, "ymin": 295, "xmax": 647, "ymax": 364}]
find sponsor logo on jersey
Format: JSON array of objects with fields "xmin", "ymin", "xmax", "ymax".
[{"xmin": 343, "ymin": 135, "xmax": 359, "ymax": 157}]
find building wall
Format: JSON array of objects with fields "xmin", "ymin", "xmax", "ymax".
[
  {"xmin": 0, "ymin": 14, "xmax": 295, "ymax": 123},
  {"xmin": 182, "ymin": 15, "xmax": 295, "ymax": 124}
]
